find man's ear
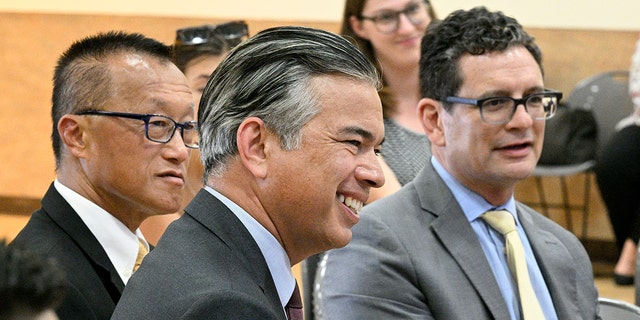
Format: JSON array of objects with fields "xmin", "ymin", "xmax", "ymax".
[
  {"xmin": 236, "ymin": 117, "xmax": 271, "ymax": 179},
  {"xmin": 417, "ymin": 98, "xmax": 446, "ymax": 147},
  {"xmin": 57, "ymin": 115, "xmax": 88, "ymax": 159}
]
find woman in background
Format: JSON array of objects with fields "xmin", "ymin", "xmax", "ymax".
[
  {"xmin": 595, "ymin": 36, "xmax": 640, "ymax": 285},
  {"xmin": 140, "ymin": 21, "xmax": 249, "ymax": 245},
  {"xmin": 341, "ymin": 0, "xmax": 436, "ymax": 202}
]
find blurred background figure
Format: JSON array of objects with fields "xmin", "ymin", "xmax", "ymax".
[
  {"xmin": 0, "ymin": 241, "xmax": 66, "ymax": 320},
  {"xmin": 595, "ymin": 36, "xmax": 640, "ymax": 286},
  {"xmin": 341, "ymin": 0, "xmax": 436, "ymax": 202},
  {"xmin": 140, "ymin": 21, "xmax": 249, "ymax": 245}
]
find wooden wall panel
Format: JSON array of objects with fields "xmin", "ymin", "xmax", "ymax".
[
  {"xmin": 528, "ymin": 28, "xmax": 639, "ymax": 94},
  {"xmin": 0, "ymin": 12, "xmax": 337, "ymax": 198},
  {"xmin": 0, "ymin": 13, "xmax": 636, "ymax": 244}
]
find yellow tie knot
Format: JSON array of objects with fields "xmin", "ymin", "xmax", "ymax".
[
  {"xmin": 133, "ymin": 238, "xmax": 148, "ymax": 273},
  {"xmin": 482, "ymin": 210, "xmax": 517, "ymax": 235}
]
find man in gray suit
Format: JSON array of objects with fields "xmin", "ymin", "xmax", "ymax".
[
  {"xmin": 316, "ymin": 7, "xmax": 601, "ymax": 320},
  {"xmin": 112, "ymin": 26, "xmax": 385, "ymax": 319}
]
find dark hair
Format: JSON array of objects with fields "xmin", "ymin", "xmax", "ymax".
[
  {"xmin": 419, "ymin": 6, "xmax": 543, "ymax": 110},
  {"xmin": 340, "ymin": 0, "xmax": 436, "ymax": 118},
  {"xmin": 198, "ymin": 26, "xmax": 380, "ymax": 177},
  {"xmin": 51, "ymin": 31, "xmax": 173, "ymax": 168},
  {"xmin": 0, "ymin": 241, "xmax": 66, "ymax": 318},
  {"xmin": 171, "ymin": 44, "xmax": 228, "ymax": 73}
]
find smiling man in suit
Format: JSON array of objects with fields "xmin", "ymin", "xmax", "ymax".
[
  {"xmin": 316, "ymin": 7, "xmax": 601, "ymax": 320},
  {"xmin": 112, "ymin": 26, "xmax": 385, "ymax": 319},
  {"xmin": 11, "ymin": 31, "xmax": 195, "ymax": 319}
]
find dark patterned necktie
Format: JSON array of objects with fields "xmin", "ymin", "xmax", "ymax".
[{"xmin": 285, "ymin": 281, "xmax": 303, "ymax": 320}]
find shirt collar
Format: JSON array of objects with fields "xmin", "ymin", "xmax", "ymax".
[
  {"xmin": 54, "ymin": 179, "xmax": 147, "ymax": 284},
  {"xmin": 430, "ymin": 157, "xmax": 518, "ymax": 223},
  {"xmin": 204, "ymin": 186, "xmax": 295, "ymax": 308}
]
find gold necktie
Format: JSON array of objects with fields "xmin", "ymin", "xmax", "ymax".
[
  {"xmin": 133, "ymin": 238, "xmax": 148, "ymax": 273},
  {"xmin": 482, "ymin": 210, "xmax": 545, "ymax": 320}
]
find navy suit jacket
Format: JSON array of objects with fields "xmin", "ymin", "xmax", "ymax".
[
  {"xmin": 12, "ymin": 183, "xmax": 124, "ymax": 320},
  {"xmin": 112, "ymin": 189, "xmax": 287, "ymax": 319}
]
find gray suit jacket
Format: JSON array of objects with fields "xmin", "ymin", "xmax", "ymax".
[
  {"xmin": 112, "ymin": 189, "xmax": 287, "ymax": 320},
  {"xmin": 317, "ymin": 162, "xmax": 601, "ymax": 319}
]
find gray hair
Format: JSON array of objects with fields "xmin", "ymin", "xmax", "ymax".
[{"xmin": 199, "ymin": 26, "xmax": 380, "ymax": 177}]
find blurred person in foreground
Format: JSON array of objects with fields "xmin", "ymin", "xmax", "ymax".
[
  {"xmin": 112, "ymin": 25, "xmax": 385, "ymax": 319},
  {"xmin": 11, "ymin": 31, "xmax": 195, "ymax": 319},
  {"xmin": 316, "ymin": 7, "xmax": 600, "ymax": 320},
  {"xmin": 0, "ymin": 241, "xmax": 66, "ymax": 320},
  {"xmin": 141, "ymin": 20, "xmax": 249, "ymax": 245}
]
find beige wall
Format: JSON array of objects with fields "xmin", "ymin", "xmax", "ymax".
[
  {"xmin": 2, "ymin": 0, "xmax": 640, "ymax": 30},
  {"xmin": 0, "ymin": 2, "xmax": 637, "ymax": 243}
]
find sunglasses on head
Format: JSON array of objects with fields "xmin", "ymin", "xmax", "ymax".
[{"xmin": 174, "ymin": 20, "xmax": 249, "ymax": 49}]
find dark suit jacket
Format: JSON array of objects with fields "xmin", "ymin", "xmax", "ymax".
[
  {"xmin": 11, "ymin": 183, "xmax": 124, "ymax": 320},
  {"xmin": 317, "ymin": 162, "xmax": 601, "ymax": 319},
  {"xmin": 112, "ymin": 189, "xmax": 287, "ymax": 319}
]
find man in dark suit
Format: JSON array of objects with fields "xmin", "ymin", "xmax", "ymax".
[
  {"xmin": 316, "ymin": 7, "xmax": 601, "ymax": 319},
  {"xmin": 112, "ymin": 26, "xmax": 386, "ymax": 319},
  {"xmin": 11, "ymin": 32, "xmax": 196, "ymax": 319}
]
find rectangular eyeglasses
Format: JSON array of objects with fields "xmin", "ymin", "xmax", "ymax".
[
  {"xmin": 443, "ymin": 90, "xmax": 563, "ymax": 124},
  {"xmin": 76, "ymin": 110, "xmax": 199, "ymax": 148}
]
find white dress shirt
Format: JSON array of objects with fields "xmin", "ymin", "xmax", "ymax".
[{"xmin": 54, "ymin": 179, "xmax": 148, "ymax": 284}]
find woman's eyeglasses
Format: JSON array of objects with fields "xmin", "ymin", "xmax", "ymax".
[{"xmin": 358, "ymin": 1, "xmax": 429, "ymax": 34}]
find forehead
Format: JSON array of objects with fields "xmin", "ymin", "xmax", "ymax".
[
  {"xmin": 363, "ymin": 0, "xmax": 415, "ymax": 11},
  {"xmin": 108, "ymin": 53, "xmax": 194, "ymax": 114},
  {"xmin": 457, "ymin": 46, "xmax": 543, "ymax": 95},
  {"xmin": 184, "ymin": 55, "xmax": 224, "ymax": 79},
  {"xmin": 307, "ymin": 75, "xmax": 384, "ymax": 139}
]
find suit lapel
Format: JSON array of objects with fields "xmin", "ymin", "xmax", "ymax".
[
  {"xmin": 41, "ymin": 184, "xmax": 126, "ymax": 295},
  {"xmin": 517, "ymin": 205, "xmax": 579, "ymax": 319},
  {"xmin": 415, "ymin": 165, "xmax": 511, "ymax": 320},
  {"xmin": 184, "ymin": 190, "xmax": 284, "ymax": 317}
]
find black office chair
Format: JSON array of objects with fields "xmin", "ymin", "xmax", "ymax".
[
  {"xmin": 528, "ymin": 71, "xmax": 633, "ymax": 238},
  {"xmin": 599, "ymin": 297, "xmax": 640, "ymax": 319}
]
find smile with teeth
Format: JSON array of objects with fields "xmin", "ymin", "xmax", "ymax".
[{"xmin": 337, "ymin": 194, "xmax": 363, "ymax": 214}]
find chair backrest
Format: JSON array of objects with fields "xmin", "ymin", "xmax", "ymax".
[
  {"xmin": 599, "ymin": 297, "xmax": 640, "ymax": 319},
  {"xmin": 565, "ymin": 70, "xmax": 634, "ymax": 155}
]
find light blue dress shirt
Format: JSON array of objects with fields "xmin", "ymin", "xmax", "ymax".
[
  {"xmin": 204, "ymin": 186, "xmax": 296, "ymax": 310},
  {"xmin": 432, "ymin": 158, "xmax": 558, "ymax": 320}
]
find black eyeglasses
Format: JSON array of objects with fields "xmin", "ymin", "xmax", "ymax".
[
  {"xmin": 76, "ymin": 110, "xmax": 199, "ymax": 148},
  {"xmin": 443, "ymin": 90, "xmax": 562, "ymax": 124},
  {"xmin": 174, "ymin": 21, "xmax": 249, "ymax": 49},
  {"xmin": 359, "ymin": 1, "xmax": 429, "ymax": 34}
]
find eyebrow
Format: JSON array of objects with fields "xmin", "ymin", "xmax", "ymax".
[{"xmin": 478, "ymin": 86, "xmax": 546, "ymax": 98}]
